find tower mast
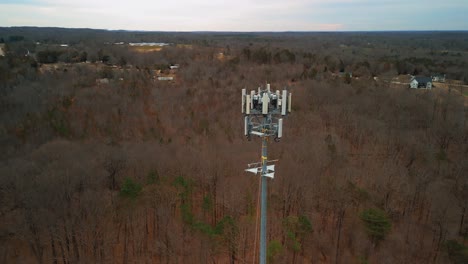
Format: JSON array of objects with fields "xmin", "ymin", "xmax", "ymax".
[{"xmin": 242, "ymin": 84, "xmax": 292, "ymax": 264}]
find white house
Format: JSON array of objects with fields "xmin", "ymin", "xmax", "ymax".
[
  {"xmin": 410, "ymin": 76, "xmax": 432, "ymax": 89},
  {"xmin": 431, "ymin": 74, "xmax": 446, "ymax": 83}
]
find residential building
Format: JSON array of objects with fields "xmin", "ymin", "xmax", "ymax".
[{"xmin": 410, "ymin": 76, "xmax": 432, "ymax": 89}]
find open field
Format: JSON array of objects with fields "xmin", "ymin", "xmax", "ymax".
[{"xmin": 130, "ymin": 45, "xmax": 163, "ymax": 52}]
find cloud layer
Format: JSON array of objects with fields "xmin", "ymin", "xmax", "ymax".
[{"xmin": 0, "ymin": 0, "xmax": 467, "ymax": 31}]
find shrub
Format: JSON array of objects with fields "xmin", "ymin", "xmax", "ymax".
[
  {"xmin": 267, "ymin": 240, "xmax": 283, "ymax": 263},
  {"xmin": 47, "ymin": 107, "xmax": 70, "ymax": 137},
  {"xmin": 282, "ymin": 215, "xmax": 313, "ymax": 252},
  {"xmin": 202, "ymin": 195, "xmax": 213, "ymax": 212},
  {"xmin": 120, "ymin": 178, "xmax": 142, "ymax": 199},
  {"xmin": 445, "ymin": 240, "xmax": 468, "ymax": 264},
  {"xmin": 360, "ymin": 208, "xmax": 391, "ymax": 243},
  {"xmin": 146, "ymin": 170, "xmax": 159, "ymax": 184},
  {"xmin": 436, "ymin": 149, "xmax": 447, "ymax": 161},
  {"xmin": 181, "ymin": 203, "xmax": 194, "ymax": 225}
]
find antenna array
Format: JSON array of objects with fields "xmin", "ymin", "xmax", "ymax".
[
  {"xmin": 242, "ymin": 83, "xmax": 292, "ymax": 264},
  {"xmin": 242, "ymin": 84, "xmax": 291, "ymax": 142}
]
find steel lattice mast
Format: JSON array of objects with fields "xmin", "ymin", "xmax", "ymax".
[{"xmin": 242, "ymin": 83, "xmax": 291, "ymax": 264}]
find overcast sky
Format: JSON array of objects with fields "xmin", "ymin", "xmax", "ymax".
[{"xmin": 1, "ymin": 0, "xmax": 467, "ymax": 31}]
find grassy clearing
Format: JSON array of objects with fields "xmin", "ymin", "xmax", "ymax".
[
  {"xmin": 130, "ymin": 46, "xmax": 163, "ymax": 53},
  {"xmin": 176, "ymin": 44, "xmax": 193, "ymax": 49}
]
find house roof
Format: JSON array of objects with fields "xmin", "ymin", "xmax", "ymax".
[{"xmin": 413, "ymin": 76, "xmax": 432, "ymax": 84}]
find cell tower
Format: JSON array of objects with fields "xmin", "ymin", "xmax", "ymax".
[{"xmin": 242, "ymin": 83, "xmax": 292, "ymax": 264}]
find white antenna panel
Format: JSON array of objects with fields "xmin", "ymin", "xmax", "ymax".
[
  {"xmin": 278, "ymin": 118, "xmax": 283, "ymax": 138},
  {"xmin": 276, "ymin": 90, "xmax": 280, "ymax": 108},
  {"xmin": 242, "ymin": 88, "xmax": 246, "ymax": 113},
  {"xmin": 262, "ymin": 93, "xmax": 269, "ymax": 114},
  {"xmin": 250, "ymin": 90, "xmax": 255, "ymax": 109},
  {"xmin": 246, "ymin": 95, "xmax": 251, "ymax": 114},
  {"xmin": 244, "ymin": 116, "xmax": 248, "ymax": 135},
  {"xmin": 288, "ymin": 93, "xmax": 292, "ymax": 113},
  {"xmin": 281, "ymin": 90, "xmax": 287, "ymax": 115}
]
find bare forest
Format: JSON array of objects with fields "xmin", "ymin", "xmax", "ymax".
[{"xmin": 0, "ymin": 27, "xmax": 467, "ymax": 264}]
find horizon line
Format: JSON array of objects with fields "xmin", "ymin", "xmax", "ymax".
[{"xmin": 1, "ymin": 26, "xmax": 468, "ymax": 33}]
